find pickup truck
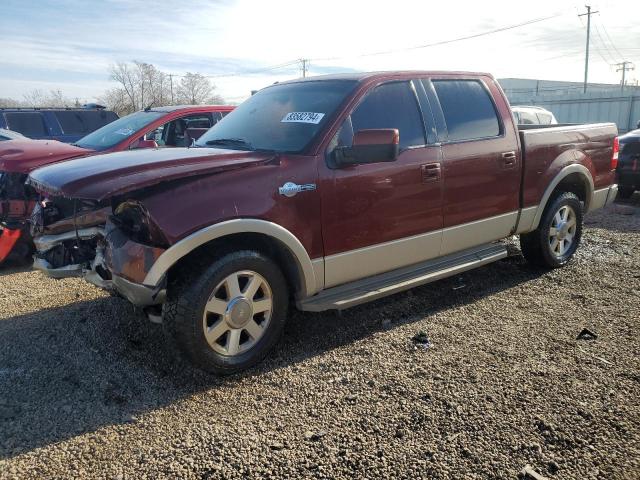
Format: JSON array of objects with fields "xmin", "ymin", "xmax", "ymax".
[
  {"xmin": 27, "ymin": 71, "xmax": 618, "ymax": 374},
  {"xmin": 0, "ymin": 105, "xmax": 233, "ymax": 264}
]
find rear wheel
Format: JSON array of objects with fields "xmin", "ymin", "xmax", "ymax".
[
  {"xmin": 520, "ymin": 192, "xmax": 583, "ymax": 268},
  {"xmin": 617, "ymin": 186, "xmax": 635, "ymax": 200},
  {"xmin": 163, "ymin": 250, "xmax": 288, "ymax": 374}
]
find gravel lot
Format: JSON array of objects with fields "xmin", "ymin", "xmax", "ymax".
[{"xmin": 1, "ymin": 197, "xmax": 639, "ymax": 479}]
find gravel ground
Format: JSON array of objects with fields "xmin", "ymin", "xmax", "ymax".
[{"xmin": 1, "ymin": 197, "xmax": 639, "ymax": 479}]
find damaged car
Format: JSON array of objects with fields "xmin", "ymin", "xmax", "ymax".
[
  {"xmin": 28, "ymin": 72, "xmax": 618, "ymax": 374},
  {"xmin": 0, "ymin": 105, "xmax": 233, "ymax": 265}
]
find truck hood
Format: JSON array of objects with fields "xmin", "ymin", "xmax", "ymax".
[
  {"xmin": 0, "ymin": 139, "xmax": 92, "ymax": 174},
  {"xmin": 27, "ymin": 147, "xmax": 277, "ymax": 201}
]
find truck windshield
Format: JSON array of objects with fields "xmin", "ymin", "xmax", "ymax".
[
  {"xmin": 74, "ymin": 111, "xmax": 164, "ymax": 151},
  {"xmin": 196, "ymin": 80, "xmax": 357, "ymax": 153}
]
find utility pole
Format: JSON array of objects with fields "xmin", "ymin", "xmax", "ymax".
[
  {"xmin": 169, "ymin": 74, "xmax": 174, "ymax": 104},
  {"xmin": 615, "ymin": 61, "xmax": 635, "ymax": 92},
  {"xmin": 300, "ymin": 59, "xmax": 308, "ymax": 78},
  {"xmin": 579, "ymin": 5, "xmax": 598, "ymax": 93}
]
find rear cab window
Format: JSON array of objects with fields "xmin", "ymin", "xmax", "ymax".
[{"xmin": 430, "ymin": 79, "xmax": 501, "ymax": 142}]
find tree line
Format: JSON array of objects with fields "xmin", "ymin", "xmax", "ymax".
[{"xmin": 0, "ymin": 61, "xmax": 225, "ymax": 116}]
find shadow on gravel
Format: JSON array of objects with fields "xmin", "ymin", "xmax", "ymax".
[
  {"xmin": 0, "ymin": 249, "xmax": 550, "ymax": 459},
  {"xmin": 0, "ymin": 264, "xmax": 32, "ymax": 278}
]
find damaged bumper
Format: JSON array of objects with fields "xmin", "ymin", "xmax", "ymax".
[
  {"xmin": 112, "ymin": 274, "xmax": 166, "ymax": 306},
  {"xmin": 103, "ymin": 222, "xmax": 167, "ymax": 306}
]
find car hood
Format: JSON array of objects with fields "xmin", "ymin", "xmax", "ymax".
[
  {"xmin": 27, "ymin": 147, "xmax": 277, "ymax": 201},
  {"xmin": 0, "ymin": 139, "xmax": 92, "ymax": 173}
]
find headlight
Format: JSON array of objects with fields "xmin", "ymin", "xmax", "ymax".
[{"xmin": 111, "ymin": 200, "xmax": 168, "ymax": 247}]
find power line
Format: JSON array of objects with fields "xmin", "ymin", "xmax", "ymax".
[
  {"xmin": 599, "ymin": 17, "xmax": 625, "ymax": 61},
  {"xmin": 592, "ymin": 22, "xmax": 618, "ymax": 64},
  {"xmin": 311, "ymin": 12, "xmax": 566, "ymax": 62}
]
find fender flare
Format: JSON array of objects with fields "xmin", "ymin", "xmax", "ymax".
[
  {"xmin": 143, "ymin": 219, "xmax": 319, "ymax": 297},
  {"xmin": 530, "ymin": 164, "xmax": 594, "ymax": 231}
]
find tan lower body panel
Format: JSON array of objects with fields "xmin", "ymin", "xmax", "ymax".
[
  {"xmin": 323, "ymin": 210, "xmax": 524, "ymax": 289},
  {"xmin": 440, "ymin": 211, "xmax": 518, "ymax": 256}
]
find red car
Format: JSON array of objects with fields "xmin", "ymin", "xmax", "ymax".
[{"xmin": 0, "ymin": 105, "xmax": 233, "ymax": 264}]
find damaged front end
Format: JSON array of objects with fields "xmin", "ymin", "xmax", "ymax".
[
  {"xmin": 31, "ymin": 196, "xmax": 169, "ymax": 298},
  {"xmin": 31, "ymin": 197, "xmax": 112, "ymax": 286}
]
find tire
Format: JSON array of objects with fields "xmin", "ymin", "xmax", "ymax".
[
  {"xmin": 617, "ymin": 186, "xmax": 635, "ymax": 200},
  {"xmin": 163, "ymin": 250, "xmax": 288, "ymax": 374},
  {"xmin": 520, "ymin": 192, "xmax": 583, "ymax": 268}
]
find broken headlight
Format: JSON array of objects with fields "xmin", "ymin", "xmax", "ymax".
[{"xmin": 111, "ymin": 200, "xmax": 168, "ymax": 248}]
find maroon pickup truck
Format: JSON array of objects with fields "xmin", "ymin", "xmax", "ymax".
[{"xmin": 27, "ymin": 71, "xmax": 618, "ymax": 374}]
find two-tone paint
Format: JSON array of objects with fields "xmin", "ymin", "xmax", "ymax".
[{"xmin": 27, "ymin": 71, "xmax": 618, "ymax": 304}]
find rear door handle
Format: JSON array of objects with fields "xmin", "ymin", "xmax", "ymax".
[
  {"xmin": 501, "ymin": 151, "xmax": 517, "ymax": 168},
  {"xmin": 421, "ymin": 163, "xmax": 441, "ymax": 183}
]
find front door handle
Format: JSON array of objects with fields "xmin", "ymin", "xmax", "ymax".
[
  {"xmin": 501, "ymin": 151, "xmax": 517, "ymax": 168},
  {"xmin": 421, "ymin": 163, "xmax": 441, "ymax": 183}
]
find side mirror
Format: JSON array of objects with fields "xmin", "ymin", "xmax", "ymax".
[{"xmin": 334, "ymin": 129, "xmax": 399, "ymax": 167}]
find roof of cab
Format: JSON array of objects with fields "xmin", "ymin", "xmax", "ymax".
[
  {"xmin": 148, "ymin": 105, "xmax": 234, "ymax": 113},
  {"xmin": 275, "ymin": 70, "xmax": 494, "ymax": 85}
]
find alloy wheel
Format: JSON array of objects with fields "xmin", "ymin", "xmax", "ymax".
[
  {"xmin": 202, "ymin": 270, "xmax": 273, "ymax": 356},
  {"xmin": 548, "ymin": 205, "xmax": 577, "ymax": 257}
]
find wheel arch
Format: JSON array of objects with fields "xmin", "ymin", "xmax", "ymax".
[
  {"xmin": 530, "ymin": 164, "xmax": 594, "ymax": 231},
  {"xmin": 143, "ymin": 219, "xmax": 321, "ymax": 298}
]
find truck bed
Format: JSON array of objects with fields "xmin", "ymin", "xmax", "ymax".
[{"xmin": 518, "ymin": 122, "xmax": 618, "ymax": 210}]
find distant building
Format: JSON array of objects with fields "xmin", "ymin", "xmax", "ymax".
[
  {"xmin": 498, "ymin": 78, "xmax": 640, "ymax": 98},
  {"xmin": 497, "ymin": 78, "xmax": 640, "ymax": 133}
]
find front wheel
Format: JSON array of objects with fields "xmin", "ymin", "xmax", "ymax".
[
  {"xmin": 163, "ymin": 250, "xmax": 288, "ymax": 374},
  {"xmin": 520, "ymin": 192, "xmax": 583, "ymax": 268}
]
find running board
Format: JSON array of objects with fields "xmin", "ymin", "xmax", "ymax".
[{"xmin": 298, "ymin": 243, "xmax": 507, "ymax": 312}]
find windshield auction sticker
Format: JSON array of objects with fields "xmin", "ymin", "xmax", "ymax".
[{"xmin": 281, "ymin": 112, "xmax": 325, "ymax": 124}]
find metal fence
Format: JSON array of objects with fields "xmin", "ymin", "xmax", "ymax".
[{"xmin": 507, "ymin": 91, "xmax": 640, "ymax": 134}]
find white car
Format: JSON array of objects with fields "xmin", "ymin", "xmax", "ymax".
[
  {"xmin": 0, "ymin": 128, "xmax": 26, "ymax": 141},
  {"xmin": 512, "ymin": 106, "xmax": 558, "ymax": 125}
]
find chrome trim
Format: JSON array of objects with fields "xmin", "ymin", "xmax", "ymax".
[
  {"xmin": 34, "ymin": 227, "xmax": 104, "ymax": 252},
  {"xmin": 142, "ymin": 219, "xmax": 319, "ymax": 296},
  {"xmin": 531, "ymin": 164, "xmax": 594, "ymax": 230},
  {"xmin": 278, "ymin": 182, "xmax": 316, "ymax": 197}
]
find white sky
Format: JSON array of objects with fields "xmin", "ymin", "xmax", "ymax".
[{"xmin": 0, "ymin": 0, "xmax": 638, "ymax": 104}]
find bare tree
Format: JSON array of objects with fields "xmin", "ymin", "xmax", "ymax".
[
  {"xmin": 21, "ymin": 89, "xmax": 74, "ymax": 108},
  {"xmin": 176, "ymin": 72, "xmax": 217, "ymax": 105},
  {"xmin": 103, "ymin": 62, "xmax": 224, "ymax": 113}
]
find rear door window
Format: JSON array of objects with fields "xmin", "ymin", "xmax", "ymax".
[
  {"xmin": 4, "ymin": 112, "xmax": 48, "ymax": 137},
  {"xmin": 349, "ymin": 81, "xmax": 426, "ymax": 149},
  {"xmin": 431, "ymin": 80, "xmax": 501, "ymax": 141},
  {"xmin": 55, "ymin": 110, "xmax": 118, "ymax": 135}
]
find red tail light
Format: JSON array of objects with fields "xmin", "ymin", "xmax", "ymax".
[{"xmin": 611, "ymin": 136, "xmax": 619, "ymax": 170}]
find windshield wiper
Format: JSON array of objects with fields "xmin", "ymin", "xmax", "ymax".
[{"xmin": 203, "ymin": 138, "xmax": 255, "ymax": 151}]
